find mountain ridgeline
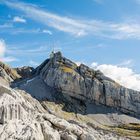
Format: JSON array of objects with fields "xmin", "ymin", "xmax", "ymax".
[
  {"xmin": 0, "ymin": 51, "xmax": 140, "ymax": 140},
  {"xmin": 34, "ymin": 52, "xmax": 140, "ymax": 117},
  {"xmin": 1, "ymin": 51, "xmax": 140, "ymax": 117}
]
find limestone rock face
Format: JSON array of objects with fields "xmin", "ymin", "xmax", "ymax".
[
  {"xmin": 38, "ymin": 52, "xmax": 140, "ymax": 116},
  {"xmin": 0, "ymin": 62, "xmax": 34, "ymax": 85},
  {"xmin": 0, "ymin": 84, "xmax": 128, "ymax": 140},
  {"xmin": 0, "ymin": 84, "xmax": 44, "ymax": 140},
  {"xmin": 0, "ymin": 62, "xmax": 21, "ymax": 83},
  {"xmin": 15, "ymin": 66, "xmax": 34, "ymax": 79},
  {"xmin": 1, "ymin": 52, "xmax": 140, "ymax": 139}
]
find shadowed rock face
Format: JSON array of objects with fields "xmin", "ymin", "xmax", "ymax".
[
  {"xmin": 15, "ymin": 66, "xmax": 35, "ymax": 79},
  {"xmin": 37, "ymin": 52, "xmax": 140, "ymax": 117}
]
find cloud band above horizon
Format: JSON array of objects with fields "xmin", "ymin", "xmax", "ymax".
[{"xmin": 1, "ymin": 0, "xmax": 140, "ymax": 39}]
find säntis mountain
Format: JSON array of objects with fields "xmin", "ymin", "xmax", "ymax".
[{"xmin": 0, "ymin": 52, "xmax": 140, "ymax": 140}]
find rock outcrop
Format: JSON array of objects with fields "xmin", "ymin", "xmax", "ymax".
[
  {"xmin": 15, "ymin": 66, "xmax": 34, "ymax": 79},
  {"xmin": 0, "ymin": 52, "xmax": 140, "ymax": 140},
  {"xmin": 0, "ymin": 84, "xmax": 129, "ymax": 140},
  {"xmin": 36, "ymin": 52, "xmax": 140, "ymax": 117},
  {"xmin": 0, "ymin": 61, "xmax": 21, "ymax": 84}
]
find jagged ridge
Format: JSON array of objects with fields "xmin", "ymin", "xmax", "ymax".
[
  {"xmin": 0, "ymin": 61, "xmax": 21, "ymax": 84},
  {"xmin": 36, "ymin": 52, "xmax": 140, "ymax": 117},
  {"xmin": 0, "ymin": 52, "xmax": 140, "ymax": 140}
]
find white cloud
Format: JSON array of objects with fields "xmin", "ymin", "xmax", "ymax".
[
  {"xmin": 2, "ymin": 56, "xmax": 18, "ymax": 62},
  {"xmin": 91, "ymin": 62, "xmax": 98, "ymax": 67},
  {"xmin": 91, "ymin": 63, "xmax": 140, "ymax": 91},
  {"xmin": 42, "ymin": 29, "xmax": 52, "ymax": 35},
  {"xmin": 0, "ymin": 27, "xmax": 53, "ymax": 35},
  {"xmin": 0, "ymin": 39, "xmax": 18, "ymax": 63},
  {"xmin": 0, "ymin": 23, "xmax": 13, "ymax": 28},
  {"xmin": 7, "ymin": 46, "xmax": 49, "ymax": 55},
  {"xmin": 0, "ymin": 39, "xmax": 6, "ymax": 57},
  {"xmin": 2, "ymin": 0, "xmax": 87, "ymax": 37},
  {"xmin": 117, "ymin": 59, "xmax": 134, "ymax": 67},
  {"xmin": 13, "ymin": 16, "xmax": 26, "ymax": 23},
  {"xmin": 2, "ymin": 0, "xmax": 140, "ymax": 39}
]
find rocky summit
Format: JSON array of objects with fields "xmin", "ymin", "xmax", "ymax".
[
  {"xmin": 36, "ymin": 52, "xmax": 140, "ymax": 117},
  {"xmin": 0, "ymin": 51, "xmax": 140, "ymax": 140}
]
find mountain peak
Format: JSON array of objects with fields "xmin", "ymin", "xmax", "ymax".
[
  {"xmin": 50, "ymin": 51, "xmax": 62, "ymax": 59},
  {"xmin": 0, "ymin": 53, "xmax": 140, "ymax": 140},
  {"xmin": 31, "ymin": 52, "xmax": 140, "ymax": 117}
]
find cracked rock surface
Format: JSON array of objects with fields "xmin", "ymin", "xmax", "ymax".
[
  {"xmin": 0, "ymin": 52, "xmax": 140, "ymax": 140},
  {"xmin": 37, "ymin": 52, "xmax": 140, "ymax": 117},
  {"xmin": 0, "ymin": 84, "xmax": 129, "ymax": 140}
]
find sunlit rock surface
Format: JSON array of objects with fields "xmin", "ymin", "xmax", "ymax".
[
  {"xmin": 0, "ymin": 52, "xmax": 140, "ymax": 140},
  {"xmin": 37, "ymin": 52, "xmax": 140, "ymax": 117},
  {"xmin": 0, "ymin": 84, "xmax": 129, "ymax": 140}
]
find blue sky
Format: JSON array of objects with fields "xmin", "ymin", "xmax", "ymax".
[{"xmin": 0, "ymin": 0, "xmax": 140, "ymax": 73}]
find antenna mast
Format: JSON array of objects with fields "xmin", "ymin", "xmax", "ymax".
[{"xmin": 50, "ymin": 42, "xmax": 55, "ymax": 58}]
